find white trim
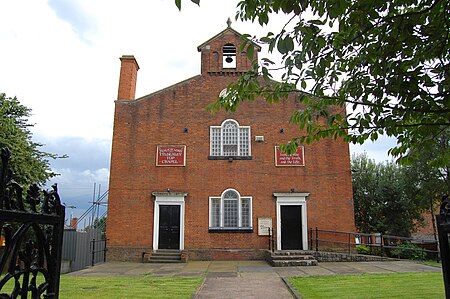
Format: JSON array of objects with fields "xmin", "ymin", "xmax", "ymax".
[
  {"xmin": 274, "ymin": 193, "xmax": 309, "ymax": 251},
  {"xmin": 152, "ymin": 193, "xmax": 187, "ymax": 250}
]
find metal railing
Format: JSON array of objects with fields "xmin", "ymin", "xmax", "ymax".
[
  {"xmin": 91, "ymin": 238, "xmax": 107, "ymax": 266},
  {"xmin": 268, "ymin": 227, "xmax": 275, "ymax": 252},
  {"xmin": 437, "ymin": 194, "xmax": 450, "ymax": 298},
  {"xmin": 0, "ymin": 147, "xmax": 65, "ymax": 298},
  {"xmin": 309, "ymin": 227, "xmax": 439, "ymax": 261}
]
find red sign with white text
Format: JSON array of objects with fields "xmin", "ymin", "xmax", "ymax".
[
  {"xmin": 156, "ymin": 145, "xmax": 186, "ymax": 166},
  {"xmin": 275, "ymin": 146, "xmax": 305, "ymax": 167}
]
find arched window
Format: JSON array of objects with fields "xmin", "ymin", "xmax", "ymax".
[
  {"xmin": 222, "ymin": 43, "xmax": 236, "ymax": 68},
  {"xmin": 209, "ymin": 189, "xmax": 252, "ymax": 230},
  {"xmin": 210, "ymin": 118, "xmax": 251, "ymax": 157}
]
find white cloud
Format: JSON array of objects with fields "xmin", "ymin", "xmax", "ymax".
[{"xmin": 1, "ymin": 0, "xmax": 396, "ymax": 219}]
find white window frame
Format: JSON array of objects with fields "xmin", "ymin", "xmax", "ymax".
[
  {"xmin": 209, "ymin": 189, "xmax": 252, "ymax": 229},
  {"xmin": 210, "ymin": 119, "xmax": 251, "ymax": 156}
]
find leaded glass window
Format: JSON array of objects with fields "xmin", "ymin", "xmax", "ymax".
[
  {"xmin": 209, "ymin": 189, "xmax": 252, "ymax": 229},
  {"xmin": 241, "ymin": 197, "xmax": 251, "ymax": 227},
  {"xmin": 210, "ymin": 119, "xmax": 251, "ymax": 156},
  {"xmin": 210, "ymin": 198, "xmax": 221, "ymax": 227}
]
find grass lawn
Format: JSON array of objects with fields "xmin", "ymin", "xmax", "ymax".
[
  {"xmin": 59, "ymin": 276, "xmax": 203, "ymax": 299},
  {"xmin": 288, "ymin": 272, "xmax": 444, "ymax": 299}
]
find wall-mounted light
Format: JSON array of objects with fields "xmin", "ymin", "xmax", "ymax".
[
  {"xmin": 255, "ymin": 136, "xmax": 264, "ymax": 142},
  {"xmin": 183, "ymin": 128, "xmax": 188, "ymax": 133}
]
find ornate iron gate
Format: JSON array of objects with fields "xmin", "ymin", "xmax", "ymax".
[{"xmin": 0, "ymin": 148, "xmax": 65, "ymax": 298}]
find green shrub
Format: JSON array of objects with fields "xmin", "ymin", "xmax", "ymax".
[
  {"xmin": 390, "ymin": 241, "xmax": 426, "ymax": 260},
  {"xmin": 356, "ymin": 244, "xmax": 370, "ymax": 255}
]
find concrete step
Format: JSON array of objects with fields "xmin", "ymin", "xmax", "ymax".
[
  {"xmin": 150, "ymin": 255, "xmax": 181, "ymax": 261},
  {"xmin": 271, "ymin": 254, "xmax": 316, "ymax": 261},
  {"xmin": 272, "ymin": 250, "xmax": 314, "ymax": 256},
  {"xmin": 268, "ymin": 251, "xmax": 318, "ymax": 267},
  {"xmin": 271, "ymin": 259, "xmax": 318, "ymax": 267},
  {"xmin": 151, "ymin": 252, "xmax": 182, "ymax": 257},
  {"xmin": 147, "ymin": 250, "xmax": 182, "ymax": 263},
  {"xmin": 148, "ymin": 259, "xmax": 183, "ymax": 263}
]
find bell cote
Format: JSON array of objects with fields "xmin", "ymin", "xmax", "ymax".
[{"xmin": 197, "ymin": 20, "xmax": 261, "ymax": 75}]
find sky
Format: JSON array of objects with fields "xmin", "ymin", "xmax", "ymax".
[{"xmin": 0, "ymin": 0, "xmax": 395, "ymax": 225}]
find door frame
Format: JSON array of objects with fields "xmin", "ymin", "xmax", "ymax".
[
  {"xmin": 152, "ymin": 192, "xmax": 187, "ymax": 250},
  {"xmin": 274, "ymin": 192, "xmax": 309, "ymax": 251}
]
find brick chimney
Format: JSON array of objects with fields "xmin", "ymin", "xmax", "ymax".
[
  {"xmin": 70, "ymin": 217, "xmax": 78, "ymax": 230},
  {"xmin": 117, "ymin": 55, "xmax": 140, "ymax": 100}
]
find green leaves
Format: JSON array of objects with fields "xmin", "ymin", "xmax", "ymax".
[
  {"xmin": 231, "ymin": 0, "xmax": 450, "ymax": 168},
  {"xmin": 174, "ymin": 0, "xmax": 450, "ymax": 169},
  {"xmin": 0, "ymin": 93, "xmax": 65, "ymax": 186},
  {"xmin": 352, "ymin": 153, "xmax": 421, "ymax": 236},
  {"xmin": 276, "ymin": 34, "xmax": 295, "ymax": 54},
  {"xmin": 175, "ymin": 0, "xmax": 200, "ymax": 11}
]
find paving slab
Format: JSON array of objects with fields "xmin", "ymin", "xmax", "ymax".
[
  {"xmin": 239, "ymin": 266, "xmax": 275, "ymax": 273},
  {"xmin": 369, "ymin": 261, "xmax": 441, "ymax": 273},
  {"xmin": 318, "ymin": 262, "xmax": 364, "ymax": 275},
  {"xmin": 208, "ymin": 261, "xmax": 238, "ymax": 272},
  {"xmin": 277, "ymin": 265, "xmax": 335, "ymax": 277},
  {"xmin": 341, "ymin": 262, "xmax": 394, "ymax": 274},
  {"xmin": 196, "ymin": 273, "xmax": 292, "ymax": 299},
  {"xmin": 207, "ymin": 272, "xmax": 238, "ymax": 278}
]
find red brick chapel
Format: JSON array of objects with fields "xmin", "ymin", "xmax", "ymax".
[{"xmin": 106, "ymin": 23, "xmax": 356, "ymax": 261}]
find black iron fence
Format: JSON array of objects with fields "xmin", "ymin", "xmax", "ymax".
[
  {"xmin": 437, "ymin": 195, "xmax": 450, "ymax": 298},
  {"xmin": 61, "ymin": 228, "xmax": 106, "ymax": 273},
  {"xmin": 309, "ymin": 227, "xmax": 439, "ymax": 261},
  {"xmin": 91, "ymin": 238, "xmax": 107, "ymax": 266},
  {"xmin": 268, "ymin": 227, "xmax": 275, "ymax": 252},
  {"xmin": 0, "ymin": 147, "xmax": 65, "ymax": 298}
]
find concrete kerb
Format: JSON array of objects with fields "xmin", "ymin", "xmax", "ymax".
[{"xmin": 281, "ymin": 277, "xmax": 302, "ymax": 299}]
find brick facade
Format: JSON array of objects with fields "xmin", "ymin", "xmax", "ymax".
[{"xmin": 106, "ymin": 25, "xmax": 356, "ymax": 261}]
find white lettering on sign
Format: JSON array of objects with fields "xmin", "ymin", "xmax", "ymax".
[
  {"xmin": 275, "ymin": 146, "xmax": 305, "ymax": 167},
  {"xmin": 156, "ymin": 145, "xmax": 186, "ymax": 166}
]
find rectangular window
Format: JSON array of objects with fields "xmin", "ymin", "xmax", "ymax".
[
  {"xmin": 241, "ymin": 197, "xmax": 251, "ymax": 227},
  {"xmin": 224, "ymin": 198, "xmax": 238, "ymax": 227},
  {"xmin": 210, "ymin": 197, "xmax": 221, "ymax": 227},
  {"xmin": 210, "ymin": 127, "xmax": 221, "ymax": 156},
  {"xmin": 239, "ymin": 128, "xmax": 250, "ymax": 156}
]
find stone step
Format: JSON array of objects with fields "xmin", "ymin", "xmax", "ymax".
[
  {"xmin": 148, "ymin": 259, "xmax": 183, "ymax": 263},
  {"xmin": 150, "ymin": 255, "xmax": 181, "ymax": 261},
  {"xmin": 272, "ymin": 250, "xmax": 314, "ymax": 256},
  {"xmin": 271, "ymin": 254, "xmax": 316, "ymax": 261},
  {"xmin": 151, "ymin": 252, "xmax": 182, "ymax": 257},
  {"xmin": 271, "ymin": 259, "xmax": 318, "ymax": 267},
  {"xmin": 144, "ymin": 250, "xmax": 182, "ymax": 263}
]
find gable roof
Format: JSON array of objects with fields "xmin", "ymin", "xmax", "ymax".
[{"xmin": 197, "ymin": 26, "xmax": 261, "ymax": 52}]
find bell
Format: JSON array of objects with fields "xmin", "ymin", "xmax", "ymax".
[{"xmin": 225, "ymin": 56, "xmax": 233, "ymax": 63}]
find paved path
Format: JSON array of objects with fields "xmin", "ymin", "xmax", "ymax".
[{"xmin": 68, "ymin": 260, "xmax": 441, "ymax": 298}]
